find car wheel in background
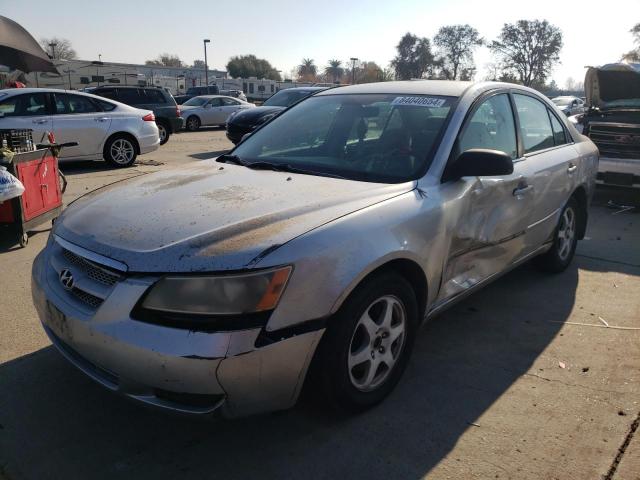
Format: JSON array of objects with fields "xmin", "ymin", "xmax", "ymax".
[
  {"xmin": 157, "ymin": 121, "xmax": 170, "ymax": 145},
  {"xmin": 186, "ymin": 116, "xmax": 200, "ymax": 132},
  {"xmin": 535, "ymin": 196, "xmax": 579, "ymax": 272},
  {"xmin": 311, "ymin": 272, "xmax": 418, "ymax": 412},
  {"xmin": 104, "ymin": 134, "xmax": 138, "ymax": 168}
]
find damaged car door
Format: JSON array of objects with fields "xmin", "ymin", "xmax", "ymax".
[{"xmin": 437, "ymin": 92, "xmax": 535, "ymax": 301}]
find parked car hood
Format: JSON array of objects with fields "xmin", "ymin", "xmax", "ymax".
[
  {"xmin": 228, "ymin": 106, "xmax": 285, "ymax": 125},
  {"xmin": 54, "ymin": 163, "xmax": 414, "ymax": 272},
  {"xmin": 585, "ymin": 63, "xmax": 640, "ymax": 110}
]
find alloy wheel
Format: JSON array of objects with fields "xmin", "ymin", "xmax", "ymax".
[
  {"xmin": 557, "ymin": 206, "xmax": 576, "ymax": 261},
  {"xmin": 347, "ymin": 295, "xmax": 407, "ymax": 392},
  {"xmin": 158, "ymin": 124, "xmax": 167, "ymax": 143},
  {"xmin": 110, "ymin": 138, "xmax": 135, "ymax": 165}
]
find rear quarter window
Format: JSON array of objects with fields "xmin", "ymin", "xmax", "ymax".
[{"xmin": 144, "ymin": 89, "xmax": 167, "ymax": 104}]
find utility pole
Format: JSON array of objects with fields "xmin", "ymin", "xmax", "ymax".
[
  {"xmin": 203, "ymin": 38, "xmax": 211, "ymax": 91},
  {"xmin": 350, "ymin": 57, "xmax": 358, "ymax": 85}
]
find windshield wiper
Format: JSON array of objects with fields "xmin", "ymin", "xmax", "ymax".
[
  {"xmin": 245, "ymin": 161, "xmax": 346, "ymax": 179},
  {"xmin": 216, "ymin": 154, "xmax": 248, "ymax": 166}
]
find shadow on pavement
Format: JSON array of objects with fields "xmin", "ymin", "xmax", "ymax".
[{"xmin": 0, "ymin": 262, "xmax": 575, "ymax": 480}]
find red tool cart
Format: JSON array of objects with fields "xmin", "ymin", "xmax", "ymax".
[{"xmin": 0, "ymin": 137, "xmax": 74, "ymax": 248}]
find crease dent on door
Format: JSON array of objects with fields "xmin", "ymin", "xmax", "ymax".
[{"xmin": 439, "ymin": 175, "xmax": 530, "ymax": 301}]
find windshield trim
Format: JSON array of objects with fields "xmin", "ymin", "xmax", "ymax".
[{"xmin": 230, "ymin": 91, "xmax": 462, "ymax": 184}]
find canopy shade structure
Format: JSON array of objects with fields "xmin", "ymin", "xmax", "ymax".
[{"xmin": 0, "ymin": 16, "xmax": 58, "ymax": 74}]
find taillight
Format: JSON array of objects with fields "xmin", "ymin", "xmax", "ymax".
[
  {"xmin": 142, "ymin": 112, "xmax": 155, "ymax": 122},
  {"xmin": 176, "ymin": 106, "xmax": 181, "ymax": 117}
]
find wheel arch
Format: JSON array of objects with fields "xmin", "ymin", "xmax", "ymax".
[
  {"xmin": 103, "ymin": 131, "xmax": 140, "ymax": 156},
  {"xmin": 332, "ymin": 257, "xmax": 429, "ymax": 323}
]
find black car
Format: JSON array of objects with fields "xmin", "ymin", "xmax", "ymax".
[
  {"xmin": 89, "ymin": 86, "xmax": 183, "ymax": 145},
  {"xmin": 174, "ymin": 85, "xmax": 220, "ymax": 105},
  {"xmin": 225, "ymin": 87, "xmax": 327, "ymax": 144}
]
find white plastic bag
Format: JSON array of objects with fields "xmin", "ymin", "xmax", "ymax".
[{"xmin": 0, "ymin": 166, "xmax": 25, "ymax": 202}]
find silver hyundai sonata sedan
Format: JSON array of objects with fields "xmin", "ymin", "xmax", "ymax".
[{"xmin": 32, "ymin": 81, "xmax": 598, "ymax": 418}]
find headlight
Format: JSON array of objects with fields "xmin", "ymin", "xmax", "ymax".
[{"xmin": 141, "ymin": 266, "xmax": 292, "ymax": 316}]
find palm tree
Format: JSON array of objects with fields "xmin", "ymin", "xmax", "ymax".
[
  {"xmin": 324, "ymin": 59, "xmax": 343, "ymax": 83},
  {"xmin": 297, "ymin": 58, "xmax": 317, "ymax": 80}
]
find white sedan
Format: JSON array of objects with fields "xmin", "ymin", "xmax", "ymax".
[
  {"xmin": 181, "ymin": 95, "xmax": 255, "ymax": 131},
  {"xmin": 0, "ymin": 88, "xmax": 159, "ymax": 167}
]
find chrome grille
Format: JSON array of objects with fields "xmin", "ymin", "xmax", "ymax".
[{"xmin": 61, "ymin": 248, "xmax": 121, "ymax": 286}]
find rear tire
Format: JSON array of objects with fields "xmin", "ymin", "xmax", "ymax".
[
  {"xmin": 535, "ymin": 196, "xmax": 579, "ymax": 273},
  {"xmin": 104, "ymin": 134, "xmax": 137, "ymax": 168},
  {"xmin": 186, "ymin": 116, "xmax": 200, "ymax": 132},
  {"xmin": 312, "ymin": 272, "xmax": 418, "ymax": 413},
  {"xmin": 157, "ymin": 121, "xmax": 170, "ymax": 145}
]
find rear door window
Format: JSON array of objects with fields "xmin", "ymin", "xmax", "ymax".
[
  {"xmin": 144, "ymin": 89, "xmax": 166, "ymax": 104},
  {"xmin": 222, "ymin": 97, "xmax": 239, "ymax": 106},
  {"xmin": 117, "ymin": 88, "xmax": 144, "ymax": 105},
  {"xmin": 548, "ymin": 111, "xmax": 568, "ymax": 146},
  {"xmin": 514, "ymin": 94, "xmax": 555, "ymax": 154}
]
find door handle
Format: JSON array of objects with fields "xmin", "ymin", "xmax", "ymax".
[
  {"xmin": 567, "ymin": 163, "xmax": 577, "ymax": 174},
  {"xmin": 513, "ymin": 184, "xmax": 533, "ymax": 196},
  {"xmin": 94, "ymin": 117, "xmax": 109, "ymax": 122},
  {"xmin": 32, "ymin": 119, "xmax": 48, "ymax": 124}
]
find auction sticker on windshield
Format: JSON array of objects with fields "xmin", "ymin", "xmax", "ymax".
[{"xmin": 391, "ymin": 96, "xmax": 448, "ymax": 107}]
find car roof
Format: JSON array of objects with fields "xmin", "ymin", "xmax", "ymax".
[
  {"xmin": 192, "ymin": 95, "xmax": 239, "ymax": 100},
  {"xmin": 315, "ymin": 80, "xmax": 473, "ymax": 97},
  {"xmin": 0, "ymin": 87, "xmax": 113, "ymax": 97}
]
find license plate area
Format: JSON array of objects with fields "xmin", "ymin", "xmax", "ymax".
[{"xmin": 47, "ymin": 301, "xmax": 68, "ymax": 337}]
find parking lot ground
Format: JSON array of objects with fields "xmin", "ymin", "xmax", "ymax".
[{"xmin": 0, "ymin": 129, "xmax": 639, "ymax": 480}]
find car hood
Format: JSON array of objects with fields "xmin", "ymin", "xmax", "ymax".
[
  {"xmin": 228, "ymin": 106, "xmax": 285, "ymax": 125},
  {"xmin": 585, "ymin": 63, "xmax": 640, "ymax": 109},
  {"xmin": 54, "ymin": 162, "xmax": 414, "ymax": 272}
]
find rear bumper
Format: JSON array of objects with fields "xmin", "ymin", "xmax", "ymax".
[
  {"xmin": 597, "ymin": 157, "xmax": 640, "ymax": 188},
  {"xmin": 168, "ymin": 117, "xmax": 184, "ymax": 132},
  {"xmin": 31, "ymin": 244, "xmax": 324, "ymax": 418},
  {"xmin": 138, "ymin": 132, "xmax": 160, "ymax": 155}
]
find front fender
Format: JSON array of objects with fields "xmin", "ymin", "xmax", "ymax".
[{"xmin": 256, "ymin": 190, "xmax": 447, "ymax": 331}]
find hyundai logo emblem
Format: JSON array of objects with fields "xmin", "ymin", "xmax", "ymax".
[{"xmin": 59, "ymin": 269, "xmax": 75, "ymax": 291}]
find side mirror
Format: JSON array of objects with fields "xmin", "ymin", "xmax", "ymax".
[{"xmin": 450, "ymin": 149, "xmax": 514, "ymax": 179}]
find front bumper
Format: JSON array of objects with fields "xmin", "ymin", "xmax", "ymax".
[
  {"xmin": 597, "ymin": 157, "xmax": 640, "ymax": 188},
  {"xmin": 31, "ymin": 240, "xmax": 323, "ymax": 418}
]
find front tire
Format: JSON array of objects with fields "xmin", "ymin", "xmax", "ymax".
[
  {"xmin": 313, "ymin": 272, "xmax": 419, "ymax": 413},
  {"xmin": 104, "ymin": 135, "xmax": 137, "ymax": 168},
  {"xmin": 185, "ymin": 116, "xmax": 200, "ymax": 132},
  {"xmin": 535, "ymin": 197, "xmax": 579, "ymax": 272}
]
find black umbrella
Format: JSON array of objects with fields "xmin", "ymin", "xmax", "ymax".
[{"xmin": 0, "ymin": 16, "xmax": 58, "ymax": 73}]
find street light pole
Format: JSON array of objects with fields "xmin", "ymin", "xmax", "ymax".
[
  {"xmin": 203, "ymin": 38, "xmax": 211, "ymax": 91},
  {"xmin": 48, "ymin": 42, "xmax": 57, "ymax": 59},
  {"xmin": 350, "ymin": 57, "xmax": 358, "ymax": 85}
]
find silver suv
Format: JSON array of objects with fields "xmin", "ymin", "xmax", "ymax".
[{"xmin": 32, "ymin": 81, "xmax": 598, "ymax": 418}]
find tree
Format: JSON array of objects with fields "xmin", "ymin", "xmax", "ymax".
[
  {"xmin": 490, "ymin": 20, "xmax": 563, "ymax": 87},
  {"xmin": 298, "ymin": 58, "xmax": 317, "ymax": 81},
  {"xmin": 145, "ymin": 54, "xmax": 185, "ymax": 68},
  {"xmin": 192, "ymin": 59, "xmax": 206, "ymax": 69},
  {"xmin": 226, "ymin": 55, "xmax": 281, "ymax": 80},
  {"xmin": 324, "ymin": 59, "xmax": 344, "ymax": 83},
  {"xmin": 391, "ymin": 33, "xmax": 438, "ymax": 80},
  {"xmin": 622, "ymin": 23, "xmax": 640, "ymax": 61},
  {"xmin": 39, "ymin": 37, "xmax": 77, "ymax": 60},
  {"xmin": 350, "ymin": 61, "xmax": 386, "ymax": 83},
  {"xmin": 433, "ymin": 25, "xmax": 483, "ymax": 80}
]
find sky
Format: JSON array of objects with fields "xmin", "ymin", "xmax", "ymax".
[{"xmin": 4, "ymin": 0, "xmax": 639, "ymax": 87}]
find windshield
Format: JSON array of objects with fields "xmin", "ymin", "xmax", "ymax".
[
  {"xmin": 183, "ymin": 97, "xmax": 209, "ymax": 107},
  {"xmin": 263, "ymin": 89, "xmax": 315, "ymax": 107},
  {"xmin": 552, "ymin": 98, "xmax": 573, "ymax": 106},
  {"xmin": 232, "ymin": 93, "xmax": 455, "ymax": 183}
]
